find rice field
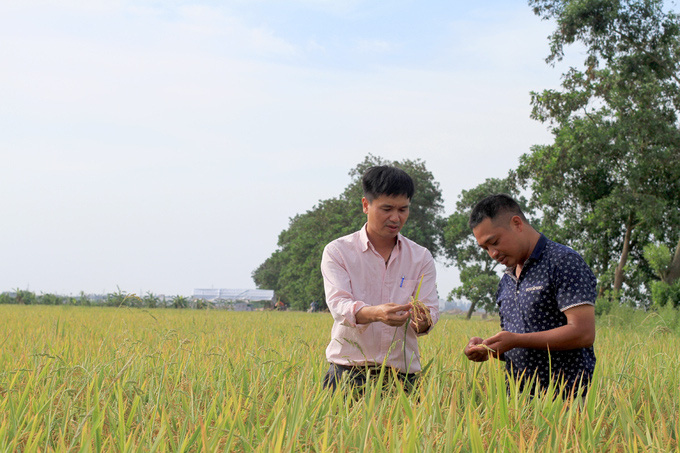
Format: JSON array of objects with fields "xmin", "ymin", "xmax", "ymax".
[{"xmin": 0, "ymin": 304, "xmax": 678, "ymax": 452}]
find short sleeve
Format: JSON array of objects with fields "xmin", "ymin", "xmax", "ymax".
[{"xmin": 554, "ymin": 252, "xmax": 597, "ymax": 312}]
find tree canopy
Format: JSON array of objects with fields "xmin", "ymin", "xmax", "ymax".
[
  {"xmin": 440, "ymin": 178, "xmax": 534, "ymax": 317},
  {"xmin": 255, "ymin": 0, "xmax": 680, "ymax": 312},
  {"xmin": 437, "ymin": 0, "xmax": 680, "ymax": 313},
  {"xmin": 252, "ymin": 154, "xmax": 445, "ymax": 310},
  {"xmin": 516, "ymin": 0, "xmax": 680, "ymax": 306}
]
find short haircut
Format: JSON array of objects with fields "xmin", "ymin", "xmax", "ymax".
[
  {"xmin": 469, "ymin": 194, "xmax": 526, "ymax": 229},
  {"xmin": 362, "ymin": 166, "xmax": 415, "ymax": 202}
]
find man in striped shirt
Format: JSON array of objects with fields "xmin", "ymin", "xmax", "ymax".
[{"xmin": 321, "ymin": 165, "xmax": 440, "ymax": 392}]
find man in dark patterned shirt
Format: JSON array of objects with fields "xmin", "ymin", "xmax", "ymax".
[{"xmin": 463, "ymin": 194, "xmax": 597, "ymax": 398}]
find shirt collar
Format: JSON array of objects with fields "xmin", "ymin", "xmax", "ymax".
[
  {"xmin": 359, "ymin": 223, "xmax": 402, "ymax": 253},
  {"xmin": 528, "ymin": 233, "xmax": 549, "ymax": 262},
  {"xmin": 360, "ymin": 223, "xmax": 371, "ymax": 252}
]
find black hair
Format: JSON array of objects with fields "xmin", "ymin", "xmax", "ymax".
[
  {"xmin": 362, "ymin": 166, "xmax": 415, "ymax": 202},
  {"xmin": 468, "ymin": 194, "xmax": 527, "ymax": 229}
]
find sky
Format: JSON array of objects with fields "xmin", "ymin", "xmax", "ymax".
[{"xmin": 0, "ymin": 0, "xmax": 581, "ymax": 300}]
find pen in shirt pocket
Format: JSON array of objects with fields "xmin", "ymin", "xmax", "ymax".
[{"xmin": 400, "ymin": 275, "xmax": 405, "ymax": 287}]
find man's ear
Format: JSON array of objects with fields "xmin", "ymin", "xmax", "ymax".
[
  {"xmin": 510, "ymin": 215, "xmax": 524, "ymax": 231},
  {"xmin": 362, "ymin": 197, "xmax": 369, "ymax": 214}
]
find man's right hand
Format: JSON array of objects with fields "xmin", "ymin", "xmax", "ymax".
[
  {"xmin": 356, "ymin": 303, "xmax": 412, "ymax": 326},
  {"xmin": 464, "ymin": 337, "xmax": 491, "ymax": 362}
]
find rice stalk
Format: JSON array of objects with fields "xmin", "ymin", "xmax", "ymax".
[{"xmin": 0, "ymin": 305, "xmax": 677, "ymax": 451}]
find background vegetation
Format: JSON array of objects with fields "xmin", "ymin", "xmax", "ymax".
[
  {"xmin": 251, "ymin": 154, "xmax": 445, "ymax": 311},
  {"xmin": 4, "ymin": 1, "xmax": 679, "ymax": 315},
  {"xmin": 0, "ymin": 290, "xmax": 193, "ymax": 310},
  {"xmin": 253, "ymin": 0, "xmax": 680, "ymax": 315},
  {"xmin": 0, "ymin": 305, "xmax": 677, "ymax": 451},
  {"xmin": 4, "ymin": 1, "xmax": 680, "ymax": 450}
]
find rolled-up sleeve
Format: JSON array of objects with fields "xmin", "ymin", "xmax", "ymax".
[
  {"xmin": 321, "ymin": 243, "xmax": 367, "ymax": 329},
  {"xmin": 414, "ymin": 251, "xmax": 439, "ymax": 335}
]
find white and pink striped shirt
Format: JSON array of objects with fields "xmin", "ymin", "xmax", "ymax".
[{"xmin": 321, "ymin": 224, "xmax": 439, "ymax": 373}]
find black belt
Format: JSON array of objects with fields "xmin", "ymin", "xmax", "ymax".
[{"xmin": 333, "ymin": 363, "xmax": 415, "ymax": 376}]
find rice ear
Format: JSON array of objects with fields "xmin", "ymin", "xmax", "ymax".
[{"xmin": 410, "ymin": 274, "xmax": 432, "ymax": 326}]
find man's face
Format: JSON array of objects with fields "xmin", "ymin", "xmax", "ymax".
[
  {"xmin": 472, "ymin": 216, "xmax": 524, "ymax": 268},
  {"xmin": 362, "ymin": 194, "xmax": 410, "ymax": 242}
]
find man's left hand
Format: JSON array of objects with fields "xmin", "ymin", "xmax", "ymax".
[
  {"xmin": 409, "ymin": 304, "xmax": 431, "ymax": 333},
  {"xmin": 482, "ymin": 331, "xmax": 517, "ymax": 357}
]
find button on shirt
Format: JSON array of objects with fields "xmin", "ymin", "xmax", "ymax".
[
  {"xmin": 497, "ymin": 234, "xmax": 597, "ymax": 391},
  {"xmin": 321, "ymin": 224, "xmax": 439, "ymax": 373}
]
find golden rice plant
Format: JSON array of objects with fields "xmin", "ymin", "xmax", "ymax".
[{"xmin": 0, "ymin": 304, "xmax": 677, "ymax": 451}]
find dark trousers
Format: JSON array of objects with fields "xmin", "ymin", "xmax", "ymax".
[{"xmin": 322, "ymin": 363, "xmax": 418, "ymax": 394}]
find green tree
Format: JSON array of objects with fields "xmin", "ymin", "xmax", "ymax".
[
  {"xmin": 142, "ymin": 292, "xmax": 161, "ymax": 309},
  {"xmin": 39, "ymin": 293, "xmax": 64, "ymax": 305},
  {"xmin": 519, "ymin": 0, "xmax": 680, "ymax": 305},
  {"xmin": 171, "ymin": 295, "xmax": 189, "ymax": 309},
  {"xmin": 665, "ymin": 236, "xmax": 680, "ymax": 284},
  {"xmin": 106, "ymin": 288, "xmax": 136, "ymax": 307},
  {"xmin": 15, "ymin": 289, "xmax": 36, "ymax": 305},
  {"xmin": 345, "ymin": 155, "xmax": 446, "ymax": 255},
  {"xmin": 441, "ymin": 177, "xmax": 533, "ymax": 318},
  {"xmin": 77, "ymin": 291, "xmax": 91, "ymax": 306},
  {"xmin": 252, "ymin": 154, "xmax": 445, "ymax": 310},
  {"xmin": 195, "ymin": 298, "xmax": 211, "ymax": 309},
  {"xmin": 644, "ymin": 243, "xmax": 680, "ymax": 308}
]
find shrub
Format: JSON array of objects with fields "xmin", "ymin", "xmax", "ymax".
[{"xmin": 650, "ymin": 280, "xmax": 680, "ymax": 309}]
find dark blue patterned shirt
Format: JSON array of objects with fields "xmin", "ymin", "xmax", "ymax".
[{"xmin": 497, "ymin": 234, "xmax": 597, "ymax": 394}]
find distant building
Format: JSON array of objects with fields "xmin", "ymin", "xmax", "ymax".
[
  {"xmin": 86, "ymin": 294, "xmax": 108, "ymax": 304},
  {"xmin": 192, "ymin": 289, "xmax": 275, "ymax": 311}
]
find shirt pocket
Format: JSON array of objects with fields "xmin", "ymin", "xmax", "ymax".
[{"xmin": 396, "ymin": 279, "xmax": 420, "ymax": 304}]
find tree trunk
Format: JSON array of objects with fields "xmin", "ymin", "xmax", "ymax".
[
  {"xmin": 465, "ymin": 300, "xmax": 477, "ymax": 320},
  {"xmin": 666, "ymin": 236, "xmax": 680, "ymax": 284},
  {"xmin": 613, "ymin": 213, "xmax": 634, "ymax": 293},
  {"xmin": 597, "ymin": 284, "xmax": 608, "ymax": 300}
]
